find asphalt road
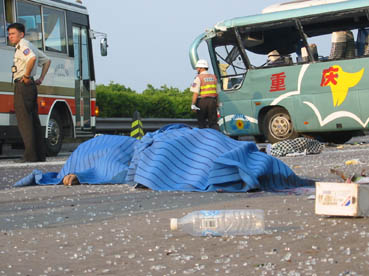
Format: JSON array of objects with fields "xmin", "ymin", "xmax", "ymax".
[{"xmin": 0, "ymin": 136, "xmax": 369, "ymax": 275}]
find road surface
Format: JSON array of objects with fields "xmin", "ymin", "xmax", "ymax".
[{"xmin": 0, "ymin": 137, "xmax": 369, "ymax": 275}]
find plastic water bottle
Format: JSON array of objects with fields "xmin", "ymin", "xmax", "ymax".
[{"xmin": 170, "ymin": 209, "xmax": 264, "ymax": 236}]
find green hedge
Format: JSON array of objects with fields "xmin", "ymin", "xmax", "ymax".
[{"xmin": 96, "ymin": 82, "xmax": 195, "ymax": 118}]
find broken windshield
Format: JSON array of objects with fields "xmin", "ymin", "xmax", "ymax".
[{"xmin": 214, "ymin": 42, "xmax": 247, "ymax": 91}]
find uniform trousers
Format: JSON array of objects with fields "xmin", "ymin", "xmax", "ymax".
[
  {"xmin": 196, "ymin": 97, "xmax": 219, "ymax": 130},
  {"xmin": 14, "ymin": 81, "xmax": 46, "ymax": 162}
]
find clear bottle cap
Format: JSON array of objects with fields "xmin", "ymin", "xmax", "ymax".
[
  {"xmin": 266, "ymin": 144, "xmax": 272, "ymax": 155},
  {"xmin": 170, "ymin": 218, "xmax": 178, "ymax": 230}
]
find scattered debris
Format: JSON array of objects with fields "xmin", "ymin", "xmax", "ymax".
[
  {"xmin": 330, "ymin": 168, "xmax": 369, "ymax": 184},
  {"xmin": 345, "ymin": 159, "xmax": 363, "ymax": 165},
  {"xmin": 307, "ymin": 195, "xmax": 316, "ymax": 200}
]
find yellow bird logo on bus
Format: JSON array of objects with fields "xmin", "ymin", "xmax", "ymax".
[{"xmin": 321, "ymin": 65, "xmax": 364, "ymax": 107}]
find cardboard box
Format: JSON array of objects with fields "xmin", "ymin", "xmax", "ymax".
[{"xmin": 315, "ymin": 182, "xmax": 369, "ymax": 217}]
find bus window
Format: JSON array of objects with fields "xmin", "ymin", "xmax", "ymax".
[
  {"xmin": 43, "ymin": 7, "xmax": 67, "ymax": 54},
  {"xmin": 240, "ymin": 24, "xmax": 303, "ymax": 67},
  {"xmin": 214, "ymin": 44, "xmax": 247, "ymax": 91},
  {"xmin": 357, "ymin": 28, "xmax": 369, "ymax": 56},
  {"xmin": 16, "ymin": 0, "xmax": 43, "ymax": 49},
  {"xmin": 300, "ymin": 9, "xmax": 369, "ymax": 60},
  {"xmin": 0, "ymin": 0, "xmax": 5, "ymax": 44},
  {"xmin": 4, "ymin": 0, "xmax": 13, "ymax": 24},
  {"xmin": 81, "ymin": 27, "xmax": 90, "ymax": 80}
]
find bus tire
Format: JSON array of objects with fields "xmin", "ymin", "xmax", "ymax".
[
  {"xmin": 263, "ymin": 107, "xmax": 298, "ymax": 143},
  {"xmin": 46, "ymin": 112, "xmax": 63, "ymax": 157}
]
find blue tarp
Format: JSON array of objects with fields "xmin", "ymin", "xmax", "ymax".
[{"xmin": 15, "ymin": 124, "xmax": 311, "ymax": 191}]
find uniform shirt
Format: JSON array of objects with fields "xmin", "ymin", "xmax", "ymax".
[
  {"xmin": 190, "ymin": 70, "xmax": 209, "ymax": 94},
  {"xmin": 13, "ymin": 38, "xmax": 49, "ymax": 80}
]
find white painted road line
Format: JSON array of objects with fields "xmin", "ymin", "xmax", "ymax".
[{"xmin": 0, "ymin": 160, "xmax": 66, "ymax": 168}]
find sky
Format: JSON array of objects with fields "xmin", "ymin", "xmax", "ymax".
[{"xmin": 83, "ymin": 0, "xmax": 283, "ymax": 92}]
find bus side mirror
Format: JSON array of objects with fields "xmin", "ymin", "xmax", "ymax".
[{"xmin": 100, "ymin": 37, "xmax": 108, "ymax": 56}]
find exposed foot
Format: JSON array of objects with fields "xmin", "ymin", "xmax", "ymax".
[{"xmin": 63, "ymin": 174, "xmax": 80, "ymax": 186}]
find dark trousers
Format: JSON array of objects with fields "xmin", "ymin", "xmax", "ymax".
[
  {"xmin": 14, "ymin": 81, "xmax": 46, "ymax": 162},
  {"xmin": 196, "ymin": 97, "xmax": 219, "ymax": 130}
]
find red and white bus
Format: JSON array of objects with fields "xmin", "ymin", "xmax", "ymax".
[{"xmin": 0, "ymin": 0, "xmax": 107, "ymax": 155}]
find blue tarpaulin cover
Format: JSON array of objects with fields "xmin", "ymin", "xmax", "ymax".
[{"xmin": 15, "ymin": 124, "xmax": 310, "ymax": 191}]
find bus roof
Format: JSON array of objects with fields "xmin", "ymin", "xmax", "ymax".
[
  {"xmin": 30, "ymin": 0, "xmax": 88, "ymax": 14},
  {"xmin": 262, "ymin": 0, "xmax": 349, "ymax": 13},
  {"xmin": 213, "ymin": 0, "xmax": 368, "ymax": 31}
]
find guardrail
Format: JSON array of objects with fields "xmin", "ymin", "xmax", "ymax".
[{"xmin": 96, "ymin": 117, "xmax": 198, "ymax": 134}]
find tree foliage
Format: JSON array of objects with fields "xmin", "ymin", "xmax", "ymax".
[{"xmin": 96, "ymin": 82, "xmax": 195, "ymax": 118}]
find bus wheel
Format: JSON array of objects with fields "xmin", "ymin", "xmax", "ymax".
[
  {"xmin": 263, "ymin": 107, "xmax": 298, "ymax": 143},
  {"xmin": 46, "ymin": 112, "xmax": 63, "ymax": 157}
]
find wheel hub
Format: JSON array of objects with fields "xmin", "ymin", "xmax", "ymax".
[
  {"xmin": 47, "ymin": 119, "xmax": 60, "ymax": 146},
  {"xmin": 269, "ymin": 113, "xmax": 292, "ymax": 139}
]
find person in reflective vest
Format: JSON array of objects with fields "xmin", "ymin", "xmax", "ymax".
[{"xmin": 190, "ymin": 59, "xmax": 219, "ymax": 130}]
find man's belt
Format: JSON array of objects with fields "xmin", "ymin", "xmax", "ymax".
[{"xmin": 14, "ymin": 76, "xmax": 34, "ymax": 83}]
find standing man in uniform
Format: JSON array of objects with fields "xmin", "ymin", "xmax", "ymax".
[
  {"xmin": 190, "ymin": 59, "xmax": 219, "ymax": 130},
  {"xmin": 7, "ymin": 23, "xmax": 51, "ymax": 162}
]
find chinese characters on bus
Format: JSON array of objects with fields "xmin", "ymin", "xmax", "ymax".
[
  {"xmin": 321, "ymin": 67, "xmax": 338, "ymax": 86},
  {"xmin": 270, "ymin": 72, "xmax": 286, "ymax": 92}
]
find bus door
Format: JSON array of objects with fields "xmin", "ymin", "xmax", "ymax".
[
  {"xmin": 213, "ymin": 42, "xmax": 252, "ymax": 135},
  {"xmin": 73, "ymin": 25, "xmax": 91, "ymax": 129}
]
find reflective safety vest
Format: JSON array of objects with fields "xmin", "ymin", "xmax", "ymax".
[{"xmin": 199, "ymin": 73, "xmax": 217, "ymax": 97}]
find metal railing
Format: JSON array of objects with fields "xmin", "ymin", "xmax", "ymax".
[{"xmin": 96, "ymin": 117, "xmax": 198, "ymax": 134}]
